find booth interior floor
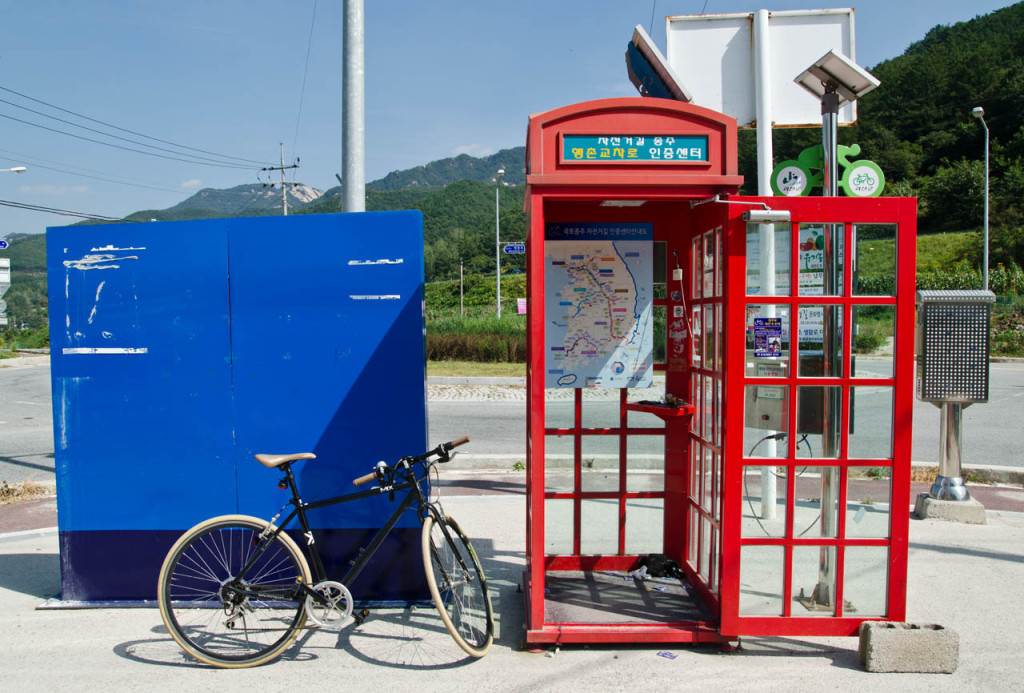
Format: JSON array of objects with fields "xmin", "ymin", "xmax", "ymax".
[{"xmin": 543, "ymin": 570, "xmax": 715, "ymax": 624}]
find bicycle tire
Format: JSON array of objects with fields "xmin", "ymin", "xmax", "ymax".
[
  {"xmin": 421, "ymin": 512, "xmax": 494, "ymax": 657},
  {"xmin": 157, "ymin": 514, "xmax": 312, "ymax": 668}
]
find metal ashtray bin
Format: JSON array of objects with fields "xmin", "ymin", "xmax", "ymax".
[{"xmin": 915, "ymin": 290, "xmax": 996, "ymax": 500}]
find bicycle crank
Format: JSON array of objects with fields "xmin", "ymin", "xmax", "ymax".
[{"xmin": 305, "ymin": 580, "xmax": 354, "ymax": 629}]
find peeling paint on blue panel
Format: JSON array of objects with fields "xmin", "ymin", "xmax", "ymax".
[{"xmin": 48, "ymin": 212, "xmax": 427, "ymax": 602}]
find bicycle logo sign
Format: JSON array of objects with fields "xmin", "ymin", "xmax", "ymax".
[{"xmin": 771, "ymin": 143, "xmax": 885, "ymax": 198}]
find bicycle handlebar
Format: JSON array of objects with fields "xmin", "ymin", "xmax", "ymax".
[{"xmin": 352, "ymin": 436, "xmax": 470, "ymax": 486}]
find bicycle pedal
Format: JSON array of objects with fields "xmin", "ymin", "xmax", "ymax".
[{"xmin": 353, "ymin": 609, "xmax": 370, "ymax": 626}]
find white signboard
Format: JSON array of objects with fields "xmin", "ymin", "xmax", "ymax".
[{"xmin": 665, "ymin": 9, "xmax": 856, "ymax": 128}]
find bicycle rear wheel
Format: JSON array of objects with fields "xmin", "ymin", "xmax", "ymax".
[
  {"xmin": 158, "ymin": 514, "xmax": 312, "ymax": 668},
  {"xmin": 421, "ymin": 512, "xmax": 494, "ymax": 657}
]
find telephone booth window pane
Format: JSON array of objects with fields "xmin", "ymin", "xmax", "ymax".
[
  {"xmin": 714, "ymin": 378, "xmax": 723, "ymax": 447},
  {"xmin": 852, "ymin": 305, "xmax": 895, "ymax": 378},
  {"xmin": 849, "ymin": 387, "xmax": 894, "ymax": 459},
  {"xmin": 700, "ymin": 517, "xmax": 712, "ymax": 581},
  {"xmin": 745, "ymin": 305, "xmax": 790, "ymax": 377},
  {"xmin": 712, "ymin": 452, "xmax": 722, "ymax": 521},
  {"xmin": 745, "ymin": 222, "xmax": 792, "ymax": 297},
  {"xmin": 702, "ymin": 231, "xmax": 715, "ymax": 298},
  {"xmin": 741, "ymin": 464, "xmax": 787, "ymax": 538},
  {"xmin": 846, "ymin": 467, "xmax": 892, "ymax": 538},
  {"xmin": 688, "ymin": 506, "xmax": 700, "ymax": 564},
  {"xmin": 702, "ymin": 447, "xmax": 714, "ymax": 507},
  {"xmin": 702, "ymin": 376, "xmax": 714, "ymax": 441},
  {"xmin": 739, "ymin": 546, "xmax": 785, "ymax": 616},
  {"xmin": 626, "ymin": 437, "xmax": 663, "ymax": 492},
  {"xmin": 796, "ymin": 387, "xmax": 843, "ymax": 458},
  {"xmin": 545, "ymin": 499, "xmax": 573, "ymax": 554},
  {"xmin": 843, "ymin": 547, "xmax": 889, "ymax": 617},
  {"xmin": 710, "ymin": 527, "xmax": 721, "ymax": 592},
  {"xmin": 544, "ymin": 435, "xmax": 574, "ymax": 494},
  {"xmin": 797, "ymin": 223, "xmax": 844, "ymax": 297},
  {"xmin": 580, "ymin": 499, "xmax": 619, "ymax": 555},
  {"xmin": 792, "ymin": 546, "xmax": 838, "ymax": 617},
  {"xmin": 744, "ymin": 386, "xmax": 789, "ymax": 459},
  {"xmin": 797, "ymin": 305, "xmax": 843, "ymax": 377},
  {"xmin": 653, "ymin": 304, "xmax": 667, "ymax": 366},
  {"xmin": 692, "ymin": 306, "xmax": 703, "ymax": 368},
  {"xmin": 581, "ymin": 437, "xmax": 619, "ymax": 493},
  {"xmin": 715, "ymin": 304, "xmax": 723, "ymax": 369},
  {"xmin": 705, "ymin": 304, "xmax": 716, "ymax": 370},
  {"xmin": 625, "ymin": 499, "xmax": 664, "ymax": 554},
  {"xmin": 689, "ymin": 444, "xmax": 701, "ymax": 501},
  {"xmin": 545, "ymin": 397, "xmax": 574, "ymax": 429},
  {"xmin": 715, "ymin": 228, "xmax": 723, "ymax": 297},
  {"xmin": 793, "ymin": 467, "xmax": 840, "ymax": 539},
  {"xmin": 853, "ymin": 224, "xmax": 897, "ymax": 297},
  {"xmin": 692, "ymin": 237, "xmax": 702, "ymax": 299}
]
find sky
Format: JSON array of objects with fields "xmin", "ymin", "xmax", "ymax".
[{"xmin": 0, "ymin": 0, "xmax": 1017, "ymax": 237}]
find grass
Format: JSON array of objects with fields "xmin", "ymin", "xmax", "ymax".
[{"xmin": 427, "ymin": 360, "xmax": 525, "ymax": 377}]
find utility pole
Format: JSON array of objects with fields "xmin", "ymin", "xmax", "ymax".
[
  {"xmin": 261, "ymin": 143, "xmax": 299, "ymax": 215},
  {"xmin": 342, "ymin": 0, "xmax": 366, "ymax": 212}
]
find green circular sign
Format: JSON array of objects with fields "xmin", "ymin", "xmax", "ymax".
[
  {"xmin": 840, "ymin": 160, "xmax": 885, "ymax": 197},
  {"xmin": 771, "ymin": 161, "xmax": 812, "ymax": 197}
]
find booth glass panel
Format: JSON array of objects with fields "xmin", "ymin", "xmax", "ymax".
[
  {"xmin": 581, "ymin": 437, "xmax": 619, "ymax": 493},
  {"xmin": 714, "ymin": 378, "xmax": 723, "ymax": 446},
  {"xmin": 744, "ymin": 305, "xmax": 791, "ymax": 377},
  {"xmin": 797, "ymin": 223, "xmax": 844, "ymax": 297},
  {"xmin": 853, "ymin": 224, "xmax": 897, "ymax": 297},
  {"xmin": 739, "ymin": 546, "xmax": 785, "ymax": 616},
  {"xmin": 715, "ymin": 227, "xmax": 723, "ymax": 297},
  {"xmin": 745, "ymin": 223, "xmax": 793, "ymax": 297},
  {"xmin": 741, "ymin": 464, "xmax": 787, "ymax": 538},
  {"xmin": 625, "ymin": 498, "xmax": 664, "ymax": 555},
  {"xmin": 796, "ymin": 305, "xmax": 843, "ymax": 377},
  {"xmin": 796, "ymin": 387, "xmax": 843, "ymax": 458},
  {"xmin": 849, "ymin": 386, "xmax": 894, "ymax": 459},
  {"xmin": 653, "ymin": 304, "xmax": 667, "ymax": 366},
  {"xmin": 702, "ymin": 375, "xmax": 714, "ymax": 440},
  {"xmin": 688, "ymin": 505, "xmax": 700, "ymax": 564},
  {"xmin": 692, "ymin": 306, "xmax": 704, "ymax": 367},
  {"xmin": 846, "ymin": 467, "xmax": 892, "ymax": 539},
  {"xmin": 626, "ymin": 438, "xmax": 664, "ymax": 492},
  {"xmin": 792, "ymin": 546, "xmax": 838, "ymax": 617},
  {"xmin": 544, "ymin": 435, "xmax": 574, "ymax": 494},
  {"xmin": 692, "ymin": 236, "xmax": 702, "ymax": 299},
  {"xmin": 702, "ymin": 447, "xmax": 715, "ymax": 508},
  {"xmin": 580, "ymin": 499, "xmax": 619, "ymax": 555},
  {"xmin": 545, "ymin": 398, "xmax": 575, "ymax": 429},
  {"xmin": 793, "ymin": 467, "xmax": 840, "ymax": 539},
  {"xmin": 702, "ymin": 231, "xmax": 715, "ymax": 298},
  {"xmin": 843, "ymin": 547, "xmax": 889, "ymax": 617},
  {"xmin": 700, "ymin": 516, "xmax": 712, "ymax": 581},
  {"xmin": 712, "ymin": 451, "xmax": 723, "ymax": 521},
  {"xmin": 852, "ymin": 305, "xmax": 895, "ymax": 378},
  {"xmin": 705, "ymin": 304, "xmax": 716, "ymax": 370},
  {"xmin": 689, "ymin": 444, "xmax": 701, "ymax": 502},
  {"xmin": 744, "ymin": 385, "xmax": 790, "ymax": 459},
  {"xmin": 545, "ymin": 499, "xmax": 574, "ymax": 554},
  {"xmin": 715, "ymin": 304, "xmax": 724, "ymax": 373}
]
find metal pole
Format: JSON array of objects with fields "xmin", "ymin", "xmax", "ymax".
[
  {"xmin": 931, "ymin": 402, "xmax": 971, "ymax": 501},
  {"xmin": 753, "ymin": 9, "xmax": 778, "ymax": 519},
  {"xmin": 983, "ymin": 119, "xmax": 989, "ymax": 291},
  {"xmin": 342, "ymin": 0, "xmax": 365, "ymax": 213},
  {"xmin": 495, "ymin": 169, "xmax": 503, "ymax": 318},
  {"xmin": 812, "ymin": 85, "xmax": 841, "ymax": 609}
]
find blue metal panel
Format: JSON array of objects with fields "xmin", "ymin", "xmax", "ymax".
[
  {"xmin": 225, "ymin": 212, "xmax": 428, "ymax": 528},
  {"xmin": 48, "ymin": 221, "xmax": 236, "ymax": 532},
  {"xmin": 48, "ymin": 211, "xmax": 428, "ymax": 602}
]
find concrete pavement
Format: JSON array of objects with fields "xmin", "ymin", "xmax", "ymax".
[{"xmin": 2, "ymin": 494, "xmax": 1024, "ymax": 691}]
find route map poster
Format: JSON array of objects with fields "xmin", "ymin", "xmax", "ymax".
[{"xmin": 544, "ymin": 222, "xmax": 654, "ymax": 388}]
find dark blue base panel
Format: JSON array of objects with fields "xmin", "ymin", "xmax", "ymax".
[{"xmin": 59, "ymin": 527, "xmax": 428, "ymax": 604}]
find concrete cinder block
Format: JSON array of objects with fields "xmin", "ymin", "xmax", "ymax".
[
  {"xmin": 859, "ymin": 622, "xmax": 959, "ymax": 674},
  {"xmin": 914, "ymin": 492, "xmax": 987, "ymax": 524}
]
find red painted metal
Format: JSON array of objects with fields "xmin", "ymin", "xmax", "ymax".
[{"xmin": 523, "ymin": 97, "xmax": 916, "ymax": 647}]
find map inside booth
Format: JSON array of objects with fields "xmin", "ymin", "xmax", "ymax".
[{"xmin": 544, "ymin": 222, "xmax": 654, "ymax": 388}]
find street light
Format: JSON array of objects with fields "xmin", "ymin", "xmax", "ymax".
[
  {"xmin": 495, "ymin": 167, "xmax": 504, "ymax": 318},
  {"xmin": 2, "ymin": 166, "xmax": 26, "ymax": 173},
  {"xmin": 973, "ymin": 106, "xmax": 990, "ymax": 291}
]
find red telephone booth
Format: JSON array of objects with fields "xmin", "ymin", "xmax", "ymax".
[{"xmin": 523, "ymin": 98, "xmax": 917, "ymax": 646}]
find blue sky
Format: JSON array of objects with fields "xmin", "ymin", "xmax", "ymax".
[{"xmin": 0, "ymin": 0, "xmax": 1016, "ymax": 236}]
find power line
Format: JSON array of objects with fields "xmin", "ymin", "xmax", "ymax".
[
  {"xmin": 0, "ymin": 95, "xmax": 261, "ymax": 169},
  {"xmin": 0, "ymin": 197, "xmax": 130, "ymax": 222},
  {"xmin": 0, "ymin": 110, "xmax": 255, "ymax": 169},
  {"xmin": 291, "ymin": 0, "xmax": 319, "ymax": 168},
  {"xmin": 0, "ymin": 84, "xmax": 271, "ymax": 166},
  {"xmin": 0, "ymin": 151, "xmax": 187, "ymax": 194}
]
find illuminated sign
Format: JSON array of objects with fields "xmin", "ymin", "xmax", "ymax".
[{"xmin": 561, "ymin": 134, "xmax": 708, "ymax": 163}]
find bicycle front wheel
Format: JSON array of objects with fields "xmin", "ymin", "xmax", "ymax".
[
  {"xmin": 421, "ymin": 513, "xmax": 494, "ymax": 657},
  {"xmin": 157, "ymin": 514, "xmax": 312, "ymax": 668}
]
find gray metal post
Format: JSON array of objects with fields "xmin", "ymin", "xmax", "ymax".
[
  {"xmin": 342, "ymin": 0, "xmax": 365, "ymax": 213},
  {"xmin": 931, "ymin": 402, "xmax": 971, "ymax": 501},
  {"xmin": 495, "ymin": 169, "xmax": 503, "ymax": 318},
  {"xmin": 812, "ymin": 85, "xmax": 841, "ymax": 609}
]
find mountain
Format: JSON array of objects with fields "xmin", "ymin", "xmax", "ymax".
[
  {"xmin": 366, "ymin": 147, "xmax": 525, "ymax": 191},
  {"xmin": 124, "ymin": 183, "xmax": 324, "ymax": 222}
]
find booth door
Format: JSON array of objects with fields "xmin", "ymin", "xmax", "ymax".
[{"xmin": 718, "ymin": 195, "xmax": 918, "ymax": 637}]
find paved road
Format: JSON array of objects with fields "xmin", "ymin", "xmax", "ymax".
[{"xmin": 2, "ymin": 359, "xmax": 1023, "ymax": 484}]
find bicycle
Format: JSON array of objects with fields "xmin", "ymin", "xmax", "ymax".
[{"xmin": 157, "ymin": 436, "xmax": 494, "ymax": 668}]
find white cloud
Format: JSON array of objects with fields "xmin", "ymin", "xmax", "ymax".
[
  {"xmin": 19, "ymin": 184, "xmax": 89, "ymax": 195},
  {"xmin": 452, "ymin": 144, "xmax": 495, "ymax": 158},
  {"xmin": 180, "ymin": 179, "xmax": 202, "ymax": 190}
]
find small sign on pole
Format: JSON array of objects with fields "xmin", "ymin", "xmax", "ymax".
[
  {"xmin": 503, "ymin": 243, "xmax": 526, "ymax": 255},
  {"xmin": 0, "ymin": 240, "xmax": 8, "ymax": 250}
]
